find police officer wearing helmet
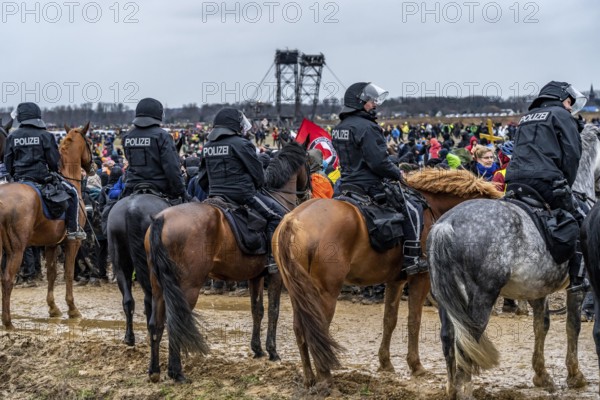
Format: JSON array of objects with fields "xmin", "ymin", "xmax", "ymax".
[
  {"xmin": 4, "ymin": 102, "xmax": 86, "ymax": 240},
  {"xmin": 505, "ymin": 81, "xmax": 588, "ymax": 291},
  {"xmin": 331, "ymin": 82, "xmax": 426, "ymax": 274},
  {"xmin": 121, "ymin": 98, "xmax": 186, "ymax": 201},
  {"xmin": 199, "ymin": 107, "xmax": 286, "ymax": 273}
]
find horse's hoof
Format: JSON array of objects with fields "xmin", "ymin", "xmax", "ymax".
[
  {"xmin": 268, "ymin": 353, "xmax": 281, "ymax": 362},
  {"xmin": 49, "ymin": 308, "xmax": 62, "ymax": 318},
  {"xmin": 304, "ymin": 376, "xmax": 317, "ymax": 388},
  {"xmin": 169, "ymin": 372, "xmax": 189, "ymax": 383},
  {"xmin": 567, "ymin": 371, "xmax": 587, "ymax": 389},
  {"xmin": 149, "ymin": 373, "xmax": 161, "ymax": 383},
  {"xmin": 253, "ymin": 351, "xmax": 266, "ymax": 359},
  {"xmin": 533, "ymin": 373, "xmax": 555, "ymax": 391},
  {"xmin": 124, "ymin": 335, "xmax": 135, "ymax": 347},
  {"xmin": 3, "ymin": 322, "xmax": 15, "ymax": 331},
  {"xmin": 68, "ymin": 309, "xmax": 82, "ymax": 319},
  {"xmin": 411, "ymin": 365, "xmax": 428, "ymax": 377},
  {"xmin": 377, "ymin": 363, "xmax": 395, "ymax": 373}
]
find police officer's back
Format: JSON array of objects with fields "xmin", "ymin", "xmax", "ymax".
[{"xmin": 121, "ymin": 98, "xmax": 185, "ymax": 199}]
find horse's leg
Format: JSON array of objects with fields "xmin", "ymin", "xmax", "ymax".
[
  {"xmin": 113, "ymin": 246, "xmax": 135, "ymax": 346},
  {"xmin": 378, "ymin": 279, "xmax": 403, "ymax": 373},
  {"xmin": 62, "ymin": 240, "xmax": 82, "ymax": 318},
  {"xmin": 593, "ymin": 291, "xmax": 600, "ymax": 393},
  {"xmin": 439, "ymin": 306, "xmax": 457, "ymax": 400},
  {"xmin": 249, "ymin": 275, "xmax": 265, "ymax": 358},
  {"xmin": 565, "ymin": 289, "xmax": 587, "ymax": 388},
  {"xmin": 148, "ymin": 286, "xmax": 165, "ymax": 382},
  {"xmin": 406, "ymin": 273, "xmax": 431, "ymax": 375},
  {"xmin": 530, "ymin": 297, "xmax": 555, "ymax": 390},
  {"xmin": 44, "ymin": 246, "xmax": 62, "ymax": 317},
  {"xmin": 266, "ymin": 271, "xmax": 283, "ymax": 361},
  {"xmin": 1, "ymin": 250, "xmax": 25, "ymax": 329}
]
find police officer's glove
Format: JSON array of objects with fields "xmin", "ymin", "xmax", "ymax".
[{"xmin": 575, "ymin": 115, "xmax": 585, "ymax": 133}]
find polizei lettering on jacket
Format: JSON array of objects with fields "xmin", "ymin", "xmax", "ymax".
[
  {"xmin": 331, "ymin": 129, "xmax": 350, "ymax": 141},
  {"xmin": 519, "ymin": 112, "xmax": 550, "ymax": 125},
  {"xmin": 124, "ymin": 137, "xmax": 151, "ymax": 147},
  {"xmin": 14, "ymin": 137, "xmax": 40, "ymax": 146},
  {"xmin": 204, "ymin": 146, "xmax": 230, "ymax": 157}
]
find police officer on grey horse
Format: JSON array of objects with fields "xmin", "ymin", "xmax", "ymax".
[
  {"xmin": 331, "ymin": 82, "xmax": 427, "ymax": 274},
  {"xmin": 199, "ymin": 107, "xmax": 286, "ymax": 273},
  {"xmin": 4, "ymin": 102, "xmax": 86, "ymax": 240},
  {"xmin": 505, "ymin": 81, "xmax": 588, "ymax": 292},
  {"xmin": 120, "ymin": 98, "xmax": 187, "ymax": 202}
]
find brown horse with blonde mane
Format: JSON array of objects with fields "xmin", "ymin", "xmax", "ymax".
[
  {"xmin": 273, "ymin": 168, "xmax": 502, "ymax": 389},
  {"xmin": 0, "ymin": 123, "xmax": 94, "ymax": 329}
]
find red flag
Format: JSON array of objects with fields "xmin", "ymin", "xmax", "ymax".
[{"xmin": 295, "ymin": 118, "xmax": 339, "ymax": 169}]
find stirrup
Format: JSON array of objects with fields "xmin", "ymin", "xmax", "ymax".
[
  {"xmin": 267, "ymin": 263, "xmax": 278, "ymax": 274},
  {"xmin": 66, "ymin": 229, "xmax": 87, "ymax": 241},
  {"xmin": 403, "ymin": 258, "xmax": 429, "ymax": 275},
  {"xmin": 567, "ymin": 278, "xmax": 589, "ymax": 294}
]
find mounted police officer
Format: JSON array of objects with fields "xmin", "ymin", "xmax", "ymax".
[
  {"xmin": 200, "ymin": 107, "xmax": 286, "ymax": 273},
  {"xmin": 4, "ymin": 102, "xmax": 85, "ymax": 240},
  {"xmin": 121, "ymin": 98, "xmax": 186, "ymax": 202},
  {"xmin": 505, "ymin": 81, "xmax": 588, "ymax": 292},
  {"xmin": 331, "ymin": 82, "xmax": 426, "ymax": 274}
]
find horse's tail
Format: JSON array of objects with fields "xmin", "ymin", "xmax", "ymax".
[
  {"xmin": 428, "ymin": 221, "xmax": 499, "ymax": 374},
  {"xmin": 582, "ymin": 205, "xmax": 600, "ymax": 296},
  {"xmin": 148, "ymin": 215, "xmax": 209, "ymax": 355},
  {"xmin": 274, "ymin": 215, "xmax": 344, "ymax": 371}
]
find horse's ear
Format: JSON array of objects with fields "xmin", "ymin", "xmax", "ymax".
[
  {"xmin": 64, "ymin": 124, "xmax": 71, "ymax": 134},
  {"xmin": 4, "ymin": 118, "xmax": 13, "ymax": 132},
  {"xmin": 81, "ymin": 122, "xmax": 90, "ymax": 136}
]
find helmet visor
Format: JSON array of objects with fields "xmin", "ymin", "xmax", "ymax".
[
  {"xmin": 360, "ymin": 83, "xmax": 389, "ymax": 106},
  {"xmin": 241, "ymin": 114, "xmax": 252, "ymax": 135},
  {"xmin": 566, "ymin": 85, "xmax": 587, "ymax": 115}
]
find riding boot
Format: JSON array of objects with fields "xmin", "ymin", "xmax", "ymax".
[
  {"xmin": 402, "ymin": 240, "xmax": 428, "ymax": 275},
  {"xmin": 566, "ymin": 242, "xmax": 588, "ymax": 293},
  {"xmin": 266, "ymin": 222, "xmax": 279, "ymax": 274},
  {"xmin": 65, "ymin": 194, "xmax": 86, "ymax": 240}
]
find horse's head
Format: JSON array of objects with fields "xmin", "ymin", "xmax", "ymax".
[
  {"xmin": 265, "ymin": 142, "xmax": 311, "ymax": 209},
  {"xmin": 0, "ymin": 118, "xmax": 13, "ymax": 161},
  {"xmin": 62, "ymin": 122, "xmax": 96, "ymax": 177}
]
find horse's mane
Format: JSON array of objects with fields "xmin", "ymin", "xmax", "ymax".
[
  {"xmin": 572, "ymin": 124, "xmax": 600, "ymax": 196},
  {"xmin": 404, "ymin": 168, "xmax": 503, "ymax": 199},
  {"xmin": 265, "ymin": 142, "xmax": 307, "ymax": 189}
]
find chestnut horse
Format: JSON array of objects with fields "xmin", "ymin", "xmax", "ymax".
[
  {"xmin": 272, "ymin": 168, "xmax": 502, "ymax": 389},
  {"xmin": 144, "ymin": 142, "xmax": 309, "ymax": 382},
  {"xmin": 0, "ymin": 123, "xmax": 95, "ymax": 329}
]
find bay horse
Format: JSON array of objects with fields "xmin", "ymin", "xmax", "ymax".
[
  {"xmin": 428, "ymin": 125, "xmax": 600, "ymax": 399},
  {"xmin": 0, "ymin": 123, "xmax": 95, "ymax": 329},
  {"xmin": 273, "ymin": 168, "xmax": 502, "ymax": 389},
  {"xmin": 106, "ymin": 134, "xmax": 185, "ymax": 346},
  {"xmin": 144, "ymin": 142, "xmax": 309, "ymax": 382}
]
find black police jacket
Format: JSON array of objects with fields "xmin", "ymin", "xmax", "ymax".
[
  {"xmin": 331, "ymin": 110, "xmax": 400, "ymax": 191},
  {"xmin": 505, "ymin": 100, "xmax": 581, "ymax": 188},
  {"xmin": 4, "ymin": 125, "xmax": 60, "ymax": 183},
  {"xmin": 122, "ymin": 125, "xmax": 185, "ymax": 197},
  {"xmin": 200, "ymin": 130, "xmax": 264, "ymax": 204}
]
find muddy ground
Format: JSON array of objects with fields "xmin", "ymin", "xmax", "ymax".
[{"xmin": 1, "ymin": 279, "xmax": 599, "ymax": 400}]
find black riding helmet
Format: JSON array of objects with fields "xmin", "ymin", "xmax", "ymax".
[
  {"xmin": 529, "ymin": 81, "xmax": 587, "ymax": 114},
  {"xmin": 15, "ymin": 102, "xmax": 46, "ymax": 128},
  {"xmin": 132, "ymin": 98, "xmax": 164, "ymax": 127},
  {"xmin": 208, "ymin": 108, "xmax": 251, "ymax": 140},
  {"xmin": 340, "ymin": 82, "xmax": 389, "ymax": 114}
]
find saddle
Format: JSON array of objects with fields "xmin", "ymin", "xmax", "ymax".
[
  {"xmin": 20, "ymin": 180, "xmax": 67, "ymax": 220},
  {"xmin": 504, "ymin": 183, "xmax": 579, "ymax": 264},
  {"xmin": 204, "ymin": 197, "xmax": 268, "ymax": 256},
  {"xmin": 336, "ymin": 183, "xmax": 405, "ymax": 253}
]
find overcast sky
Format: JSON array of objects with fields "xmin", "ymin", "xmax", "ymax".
[{"xmin": 1, "ymin": 0, "xmax": 599, "ymax": 107}]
